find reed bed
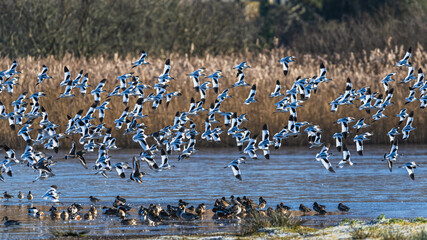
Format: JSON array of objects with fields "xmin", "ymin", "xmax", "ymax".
[{"xmin": 0, "ymin": 45, "xmax": 426, "ymax": 149}]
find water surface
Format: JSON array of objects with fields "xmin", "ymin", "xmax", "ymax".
[{"xmin": 0, "ymin": 146, "xmax": 426, "ymax": 238}]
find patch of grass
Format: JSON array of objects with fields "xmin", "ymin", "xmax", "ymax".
[
  {"xmin": 387, "ymin": 218, "xmax": 407, "ymax": 225},
  {"xmin": 411, "ymin": 217, "xmax": 427, "ymax": 224},
  {"xmin": 382, "ymin": 229, "xmax": 406, "ymax": 240},
  {"xmin": 409, "ymin": 230, "xmax": 427, "ymax": 240},
  {"xmin": 239, "ymin": 210, "xmax": 304, "ymax": 236},
  {"xmin": 350, "ymin": 226, "xmax": 381, "ymax": 239},
  {"xmin": 340, "ymin": 218, "xmax": 363, "ymax": 226},
  {"xmin": 377, "ymin": 213, "xmax": 387, "ymax": 222},
  {"xmin": 52, "ymin": 229, "xmax": 89, "ymax": 237}
]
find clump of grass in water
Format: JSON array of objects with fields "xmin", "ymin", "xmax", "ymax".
[
  {"xmin": 51, "ymin": 229, "xmax": 89, "ymax": 237},
  {"xmin": 410, "ymin": 217, "xmax": 427, "ymax": 224},
  {"xmin": 340, "ymin": 218, "xmax": 363, "ymax": 226},
  {"xmin": 239, "ymin": 210, "xmax": 305, "ymax": 236}
]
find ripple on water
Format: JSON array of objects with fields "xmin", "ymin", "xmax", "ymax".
[{"xmin": 0, "ymin": 146, "xmax": 426, "ymax": 238}]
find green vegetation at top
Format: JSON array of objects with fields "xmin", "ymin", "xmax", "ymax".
[{"xmin": 1, "ymin": 0, "xmax": 427, "ymax": 59}]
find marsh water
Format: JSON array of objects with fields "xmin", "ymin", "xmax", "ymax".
[{"xmin": 0, "ymin": 146, "xmax": 426, "ymax": 239}]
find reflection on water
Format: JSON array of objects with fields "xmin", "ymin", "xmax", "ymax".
[{"xmin": 0, "ymin": 146, "xmax": 426, "ymax": 238}]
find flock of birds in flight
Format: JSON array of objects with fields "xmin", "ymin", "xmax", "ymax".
[{"xmin": 0, "ymin": 47, "xmax": 423, "ymax": 200}]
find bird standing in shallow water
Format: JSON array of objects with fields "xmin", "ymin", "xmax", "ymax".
[
  {"xmin": 27, "ymin": 191, "xmax": 33, "ymax": 201},
  {"xmin": 18, "ymin": 191, "xmax": 24, "ymax": 200},
  {"xmin": 89, "ymin": 196, "xmax": 100, "ymax": 205},
  {"xmin": 4, "ymin": 191, "xmax": 14, "ymax": 200}
]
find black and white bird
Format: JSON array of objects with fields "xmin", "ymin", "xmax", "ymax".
[
  {"xmin": 42, "ymin": 185, "xmax": 60, "ymax": 202},
  {"xmin": 372, "ymin": 109, "xmax": 387, "ymax": 122},
  {"xmin": 244, "ymin": 84, "xmax": 257, "ymax": 105},
  {"xmin": 233, "ymin": 61, "xmax": 250, "ymax": 71},
  {"xmin": 315, "ymin": 145, "xmax": 335, "ymax": 173},
  {"xmin": 402, "ymin": 113, "xmax": 416, "ymax": 141},
  {"xmin": 384, "ymin": 140, "xmax": 399, "ymax": 172},
  {"xmin": 258, "ymin": 124, "xmax": 273, "ymax": 159},
  {"xmin": 401, "ymin": 65, "xmax": 417, "ymax": 83},
  {"xmin": 132, "ymin": 51, "xmax": 149, "ymax": 68},
  {"xmin": 353, "ymin": 132, "xmax": 372, "ymax": 156},
  {"xmin": 387, "ymin": 127, "xmax": 400, "ymax": 142},
  {"xmin": 114, "ymin": 162, "xmax": 131, "ymax": 178},
  {"xmin": 352, "ymin": 118, "xmax": 369, "ymax": 132},
  {"xmin": 404, "ymin": 87, "xmax": 417, "ymax": 104},
  {"xmin": 225, "ymin": 157, "xmax": 245, "ymax": 180},
  {"xmin": 36, "ymin": 65, "xmax": 52, "ymax": 86},
  {"xmin": 189, "ymin": 68, "xmax": 205, "ymax": 92},
  {"xmin": 337, "ymin": 143, "xmax": 355, "ymax": 167},
  {"xmin": 91, "ymin": 79, "xmax": 107, "ymax": 103},
  {"xmin": 412, "ymin": 68, "xmax": 424, "ymax": 89},
  {"xmin": 399, "ymin": 162, "xmax": 417, "ymax": 180},
  {"xmin": 420, "ymin": 94, "xmax": 427, "ymax": 108},
  {"xmin": 156, "ymin": 59, "xmax": 174, "ymax": 84},
  {"xmin": 396, "ymin": 108, "xmax": 408, "ymax": 125},
  {"xmin": 336, "ymin": 117, "xmax": 355, "ymax": 138},
  {"xmin": 243, "ymin": 135, "xmax": 258, "ymax": 159},
  {"xmin": 207, "ymin": 70, "xmax": 223, "ymax": 93},
  {"xmin": 381, "ymin": 72, "xmax": 395, "ymax": 92},
  {"xmin": 232, "ymin": 69, "xmax": 250, "ymax": 87},
  {"xmin": 395, "ymin": 47, "xmax": 412, "ymax": 67},
  {"xmin": 57, "ymin": 80, "xmax": 74, "ymax": 100},
  {"xmin": 270, "ymin": 80, "xmax": 284, "ymax": 97},
  {"xmin": 279, "ymin": 56, "xmax": 295, "ymax": 76},
  {"xmin": 158, "ymin": 149, "xmax": 174, "ymax": 171},
  {"xmin": 309, "ymin": 131, "xmax": 323, "ymax": 148}
]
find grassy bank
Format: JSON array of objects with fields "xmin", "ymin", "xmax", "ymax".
[
  {"xmin": 237, "ymin": 216, "xmax": 427, "ymax": 239},
  {"xmin": 0, "ymin": 46, "xmax": 426, "ymax": 148}
]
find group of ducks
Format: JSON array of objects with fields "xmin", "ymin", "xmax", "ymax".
[
  {"xmin": 2, "ymin": 194, "xmax": 350, "ymax": 227},
  {"xmin": 212, "ymin": 195, "xmax": 349, "ymax": 219},
  {"xmin": 0, "ymin": 47, "xmax": 422, "ymax": 199},
  {"xmin": 1, "ymin": 190, "xmax": 33, "ymax": 201}
]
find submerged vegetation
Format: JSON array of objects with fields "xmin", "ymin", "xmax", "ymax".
[{"xmin": 239, "ymin": 209, "xmax": 305, "ymax": 236}]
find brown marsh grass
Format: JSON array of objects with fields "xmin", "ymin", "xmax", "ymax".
[{"xmin": 0, "ymin": 45, "xmax": 426, "ymax": 149}]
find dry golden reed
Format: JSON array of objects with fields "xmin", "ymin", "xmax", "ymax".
[{"xmin": 0, "ymin": 45, "xmax": 426, "ymax": 149}]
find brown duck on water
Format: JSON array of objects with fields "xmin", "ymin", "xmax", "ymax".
[{"xmin": 299, "ymin": 204, "xmax": 311, "ymax": 213}]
